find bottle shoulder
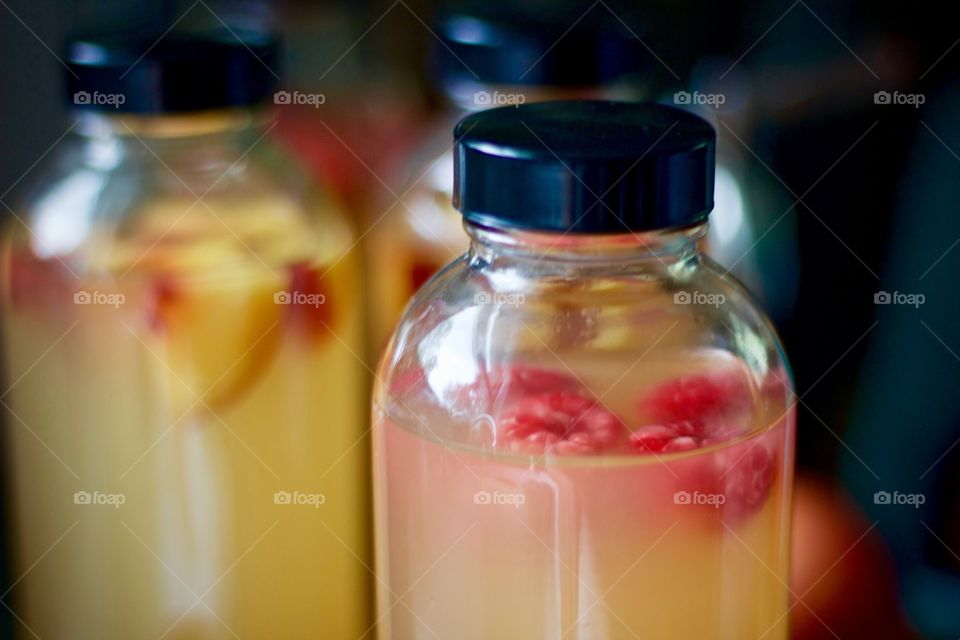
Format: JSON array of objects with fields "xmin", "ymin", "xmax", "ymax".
[
  {"xmin": 381, "ymin": 252, "xmax": 790, "ymax": 391},
  {"xmin": 3, "ymin": 131, "xmax": 354, "ymax": 278}
]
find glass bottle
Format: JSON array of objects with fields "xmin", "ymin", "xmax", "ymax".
[
  {"xmin": 366, "ymin": 2, "xmax": 648, "ymax": 349},
  {"xmin": 373, "ymin": 101, "xmax": 795, "ymax": 638},
  {"xmin": 0, "ymin": 29, "xmax": 369, "ymax": 638}
]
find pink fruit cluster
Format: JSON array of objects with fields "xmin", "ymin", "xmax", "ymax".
[
  {"xmin": 384, "ymin": 361, "xmax": 777, "ymax": 517},
  {"xmin": 483, "ymin": 364, "xmax": 776, "ymax": 518}
]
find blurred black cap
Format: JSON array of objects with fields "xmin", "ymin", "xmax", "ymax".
[
  {"xmin": 65, "ymin": 28, "xmax": 280, "ymax": 113},
  {"xmin": 434, "ymin": 0, "xmax": 646, "ymax": 88}
]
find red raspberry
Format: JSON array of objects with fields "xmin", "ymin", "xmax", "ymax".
[
  {"xmin": 672, "ymin": 420, "xmax": 707, "ymax": 438},
  {"xmin": 628, "ymin": 425, "xmax": 679, "ymax": 453},
  {"xmin": 721, "ymin": 445, "xmax": 776, "ymax": 518},
  {"xmin": 145, "ymin": 273, "xmax": 180, "ymax": 332},
  {"xmin": 497, "ymin": 391, "xmax": 625, "ymax": 455},
  {"xmin": 628, "ymin": 422, "xmax": 708, "ymax": 454},
  {"xmin": 639, "ymin": 369, "xmax": 754, "ymax": 429},
  {"xmin": 673, "ymin": 443, "xmax": 776, "ymax": 522},
  {"xmin": 283, "ymin": 261, "xmax": 333, "ymax": 339},
  {"xmin": 663, "ymin": 436, "xmax": 700, "ymax": 453}
]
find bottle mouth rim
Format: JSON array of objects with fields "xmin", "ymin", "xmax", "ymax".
[{"xmin": 464, "ymin": 219, "xmax": 708, "ymax": 262}]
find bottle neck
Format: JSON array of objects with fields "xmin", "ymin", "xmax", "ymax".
[
  {"xmin": 465, "ymin": 221, "xmax": 706, "ymax": 276},
  {"xmin": 70, "ymin": 108, "xmax": 269, "ymax": 183}
]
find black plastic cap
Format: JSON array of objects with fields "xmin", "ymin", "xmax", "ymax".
[
  {"xmin": 65, "ymin": 29, "xmax": 280, "ymax": 114},
  {"xmin": 453, "ymin": 101, "xmax": 716, "ymax": 233},
  {"xmin": 434, "ymin": 1, "xmax": 646, "ymax": 88}
]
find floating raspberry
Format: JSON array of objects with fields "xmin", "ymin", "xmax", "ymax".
[
  {"xmin": 721, "ymin": 445, "xmax": 776, "ymax": 517},
  {"xmin": 663, "ymin": 436, "xmax": 700, "ymax": 453},
  {"xmin": 629, "ymin": 421, "xmax": 709, "ymax": 454},
  {"xmin": 628, "ymin": 425, "xmax": 679, "ymax": 453},
  {"xmin": 671, "ymin": 443, "xmax": 776, "ymax": 522},
  {"xmin": 640, "ymin": 368, "xmax": 754, "ymax": 428},
  {"xmin": 284, "ymin": 261, "xmax": 333, "ymax": 339},
  {"xmin": 145, "ymin": 274, "xmax": 180, "ymax": 332},
  {"xmin": 497, "ymin": 391, "xmax": 625, "ymax": 455}
]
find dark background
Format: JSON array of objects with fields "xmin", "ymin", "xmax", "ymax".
[{"xmin": 3, "ymin": 1, "xmax": 960, "ymax": 638}]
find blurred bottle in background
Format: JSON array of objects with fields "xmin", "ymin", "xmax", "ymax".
[
  {"xmin": 270, "ymin": 1, "xmax": 426, "ymax": 217},
  {"xmin": 0, "ymin": 26, "xmax": 369, "ymax": 638},
  {"xmin": 668, "ymin": 57, "xmax": 800, "ymax": 320},
  {"xmin": 366, "ymin": 0, "xmax": 650, "ymax": 350}
]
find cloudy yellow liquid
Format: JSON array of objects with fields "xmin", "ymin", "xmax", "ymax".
[{"xmin": 1, "ymin": 198, "xmax": 370, "ymax": 638}]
